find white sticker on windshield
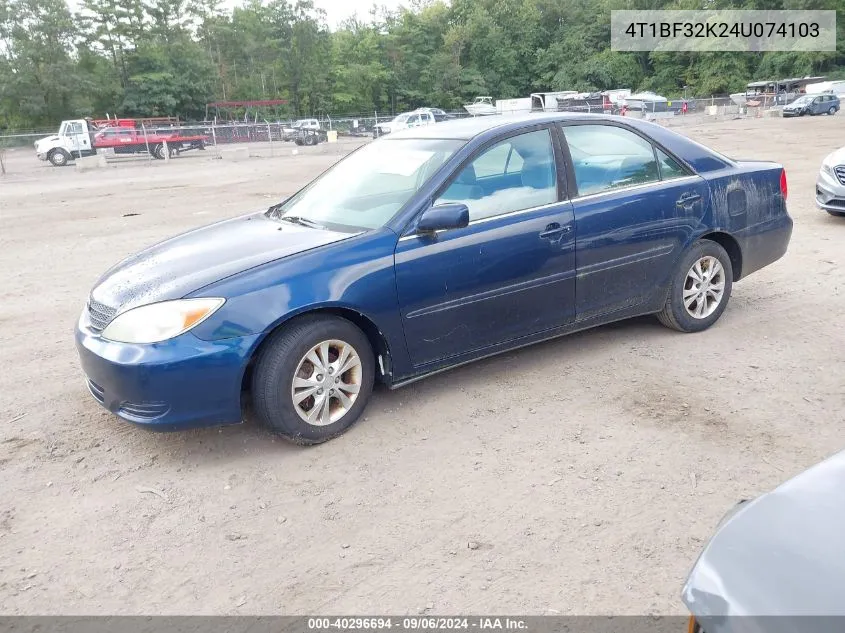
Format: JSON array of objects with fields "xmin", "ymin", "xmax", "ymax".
[{"xmin": 375, "ymin": 151, "xmax": 434, "ymax": 177}]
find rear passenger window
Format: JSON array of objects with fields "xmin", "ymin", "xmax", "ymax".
[
  {"xmin": 562, "ymin": 125, "xmax": 659, "ymax": 196},
  {"xmin": 656, "ymin": 148, "xmax": 688, "ymax": 180}
]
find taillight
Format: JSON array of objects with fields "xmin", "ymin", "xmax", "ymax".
[{"xmin": 780, "ymin": 168, "xmax": 788, "ymax": 200}]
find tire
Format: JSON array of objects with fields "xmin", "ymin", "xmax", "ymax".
[
  {"xmin": 306, "ymin": 134, "xmax": 317, "ymax": 146},
  {"xmin": 151, "ymin": 144, "xmax": 165, "ymax": 160},
  {"xmin": 251, "ymin": 315, "xmax": 375, "ymax": 445},
  {"xmin": 828, "ymin": 106, "xmax": 837, "ymax": 115},
  {"xmin": 826, "ymin": 210, "xmax": 845, "ymax": 217},
  {"xmin": 294, "ymin": 139, "xmax": 304, "ymax": 146},
  {"xmin": 48, "ymin": 149, "xmax": 70, "ymax": 167},
  {"xmin": 657, "ymin": 240, "xmax": 734, "ymax": 333}
]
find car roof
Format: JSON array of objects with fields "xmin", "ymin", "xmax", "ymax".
[
  {"xmin": 382, "ymin": 111, "xmax": 734, "ymax": 175},
  {"xmin": 385, "ymin": 112, "xmax": 615, "ymax": 140}
]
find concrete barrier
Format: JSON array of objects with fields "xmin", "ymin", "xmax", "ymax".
[
  {"xmin": 75, "ymin": 154, "xmax": 108, "ymax": 172},
  {"xmin": 644, "ymin": 111, "xmax": 675, "ymax": 121},
  {"xmin": 327, "ymin": 130, "xmax": 338, "ymax": 143},
  {"xmin": 221, "ymin": 147, "xmax": 250, "ymax": 161}
]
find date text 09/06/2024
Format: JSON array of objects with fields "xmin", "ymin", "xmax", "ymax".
[
  {"xmin": 623, "ymin": 21, "xmax": 820, "ymax": 39},
  {"xmin": 307, "ymin": 618, "xmax": 528, "ymax": 631}
]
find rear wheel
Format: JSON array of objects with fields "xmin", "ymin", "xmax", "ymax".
[
  {"xmin": 151, "ymin": 144, "xmax": 165, "ymax": 159},
  {"xmin": 251, "ymin": 315, "xmax": 375, "ymax": 445},
  {"xmin": 48, "ymin": 149, "xmax": 70, "ymax": 167},
  {"xmin": 657, "ymin": 240, "xmax": 733, "ymax": 333},
  {"xmin": 828, "ymin": 106, "xmax": 837, "ymax": 115}
]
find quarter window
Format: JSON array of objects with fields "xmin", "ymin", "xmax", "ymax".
[
  {"xmin": 435, "ymin": 129, "xmax": 557, "ymax": 221},
  {"xmin": 562, "ymin": 125, "xmax": 660, "ymax": 196},
  {"xmin": 656, "ymin": 148, "xmax": 688, "ymax": 180}
]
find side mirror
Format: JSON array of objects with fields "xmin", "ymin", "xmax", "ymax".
[{"xmin": 417, "ymin": 203, "xmax": 470, "ymax": 233}]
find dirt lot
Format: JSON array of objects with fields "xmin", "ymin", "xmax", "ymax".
[{"xmin": 1, "ymin": 117, "xmax": 844, "ymax": 615}]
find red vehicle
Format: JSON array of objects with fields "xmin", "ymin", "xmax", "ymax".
[
  {"xmin": 92, "ymin": 119, "xmax": 208, "ymax": 159},
  {"xmin": 35, "ymin": 117, "xmax": 209, "ymax": 166}
]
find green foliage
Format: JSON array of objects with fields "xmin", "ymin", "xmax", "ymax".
[{"xmin": 1, "ymin": 0, "xmax": 845, "ymax": 129}]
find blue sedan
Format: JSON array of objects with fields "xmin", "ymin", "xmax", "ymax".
[{"xmin": 75, "ymin": 113, "xmax": 793, "ymax": 444}]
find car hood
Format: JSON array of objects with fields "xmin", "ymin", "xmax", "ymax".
[
  {"xmin": 682, "ymin": 448, "xmax": 845, "ymax": 625},
  {"xmin": 90, "ymin": 211, "xmax": 353, "ymax": 313},
  {"xmin": 36, "ymin": 135, "xmax": 59, "ymax": 147},
  {"xmin": 823, "ymin": 147, "xmax": 845, "ymax": 166}
]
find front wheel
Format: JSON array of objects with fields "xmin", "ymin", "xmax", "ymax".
[
  {"xmin": 48, "ymin": 149, "xmax": 70, "ymax": 166},
  {"xmin": 657, "ymin": 240, "xmax": 733, "ymax": 333},
  {"xmin": 251, "ymin": 315, "xmax": 375, "ymax": 445},
  {"xmin": 828, "ymin": 106, "xmax": 837, "ymax": 115}
]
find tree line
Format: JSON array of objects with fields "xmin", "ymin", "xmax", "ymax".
[{"xmin": 1, "ymin": 0, "xmax": 844, "ymax": 130}]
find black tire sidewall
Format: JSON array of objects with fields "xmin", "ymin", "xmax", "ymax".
[
  {"xmin": 252, "ymin": 316, "xmax": 375, "ymax": 444},
  {"xmin": 665, "ymin": 241, "xmax": 733, "ymax": 333},
  {"xmin": 49, "ymin": 150, "xmax": 69, "ymax": 166}
]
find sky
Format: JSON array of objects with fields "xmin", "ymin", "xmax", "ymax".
[{"xmin": 313, "ymin": 0, "xmax": 409, "ymax": 28}]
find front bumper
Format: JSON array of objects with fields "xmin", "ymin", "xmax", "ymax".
[
  {"xmin": 74, "ymin": 310, "xmax": 261, "ymax": 431},
  {"xmin": 815, "ymin": 168, "xmax": 845, "ymax": 213}
]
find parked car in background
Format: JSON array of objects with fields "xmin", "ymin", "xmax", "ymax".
[
  {"xmin": 373, "ymin": 110, "xmax": 437, "ymax": 138},
  {"xmin": 75, "ymin": 113, "xmax": 792, "ymax": 445},
  {"xmin": 815, "ymin": 146, "xmax": 845, "ymax": 216},
  {"xmin": 283, "ymin": 119, "xmax": 321, "ymax": 141},
  {"xmin": 782, "ymin": 93, "xmax": 840, "ymax": 117},
  {"xmin": 414, "ymin": 107, "xmax": 452, "ymax": 121},
  {"xmin": 684, "ymin": 449, "xmax": 845, "ymax": 632}
]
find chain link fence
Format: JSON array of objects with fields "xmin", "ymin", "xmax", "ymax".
[{"xmin": 0, "ymin": 96, "xmax": 799, "ymax": 170}]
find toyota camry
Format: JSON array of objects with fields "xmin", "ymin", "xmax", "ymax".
[{"xmin": 75, "ymin": 113, "xmax": 793, "ymax": 444}]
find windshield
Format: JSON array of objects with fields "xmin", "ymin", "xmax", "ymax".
[
  {"xmin": 393, "ymin": 114, "xmax": 410, "ymax": 123},
  {"xmin": 269, "ymin": 138, "xmax": 464, "ymax": 232},
  {"xmin": 791, "ymin": 96, "xmax": 812, "ymax": 105}
]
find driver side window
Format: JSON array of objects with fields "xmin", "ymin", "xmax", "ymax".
[{"xmin": 435, "ymin": 129, "xmax": 557, "ymax": 222}]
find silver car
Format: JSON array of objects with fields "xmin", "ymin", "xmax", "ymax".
[
  {"xmin": 816, "ymin": 147, "xmax": 845, "ymax": 216},
  {"xmin": 683, "ymin": 449, "xmax": 845, "ymax": 632}
]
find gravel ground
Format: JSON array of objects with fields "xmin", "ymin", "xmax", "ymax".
[{"xmin": 0, "ymin": 117, "xmax": 843, "ymax": 615}]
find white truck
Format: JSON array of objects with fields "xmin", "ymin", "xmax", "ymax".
[
  {"xmin": 35, "ymin": 119, "xmax": 97, "ymax": 166},
  {"xmin": 282, "ymin": 119, "xmax": 321, "ymax": 141},
  {"xmin": 373, "ymin": 110, "xmax": 438, "ymax": 138}
]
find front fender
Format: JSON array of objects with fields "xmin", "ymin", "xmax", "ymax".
[{"xmin": 186, "ymin": 227, "xmax": 415, "ymax": 376}]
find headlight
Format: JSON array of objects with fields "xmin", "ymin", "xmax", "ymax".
[
  {"xmin": 101, "ymin": 298, "xmax": 225, "ymax": 344},
  {"xmin": 823, "ymin": 163, "xmax": 834, "ymax": 176}
]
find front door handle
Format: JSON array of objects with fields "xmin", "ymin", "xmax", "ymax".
[
  {"xmin": 676, "ymin": 192, "xmax": 702, "ymax": 208},
  {"xmin": 539, "ymin": 223, "xmax": 572, "ymax": 239}
]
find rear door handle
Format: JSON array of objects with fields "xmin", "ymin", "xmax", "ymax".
[
  {"xmin": 676, "ymin": 192, "xmax": 702, "ymax": 208},
  {"xmin": 539, "ymin": 223, "xmax": 572, "ymax": 239}
]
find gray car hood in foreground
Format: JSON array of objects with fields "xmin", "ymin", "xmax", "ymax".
[{"xmin": 682, "ymin": 449, "xmax": 845, "ymax": 631}]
